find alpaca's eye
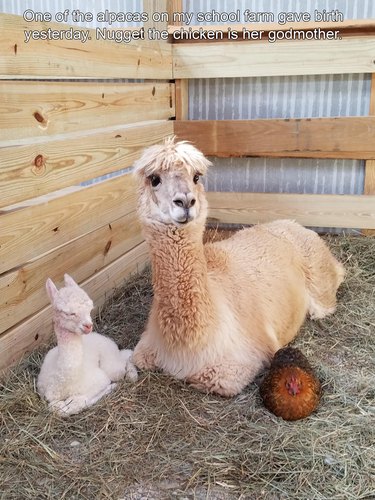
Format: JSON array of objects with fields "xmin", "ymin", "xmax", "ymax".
[
  {"xmin": 193, "ymin": 174, "xmax": 200, "ymax": 184},
  {"xmin": 149, "ymin": 174, "xmax": 161, "ymax": 187}
]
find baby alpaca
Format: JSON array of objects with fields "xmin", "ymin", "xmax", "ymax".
[{"xmin": 37, "ymin": 274, "xmax": 137, "ymax": 416}]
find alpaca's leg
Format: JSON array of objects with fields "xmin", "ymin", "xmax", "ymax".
[
  {"xmin": 120, "ymin": 349, "xmax": 139, "ymax": 382},
  {"xmin": 133, "ymin": 333, "xmax": 158, "ymax": 371},
  {"xmin": 49, "ymin": 383, "xmax": 117, "ymax": 416},
  {"xmin": 97, "ymin": 341, "xmax": 128, "ymax": 381},
  {"xmin": 187, "ymin": 363, "xmax": 260, "ymax": 398},
  {"xmin": 100, "ymin": 351, "xmax": 127, "ymax": 382}
]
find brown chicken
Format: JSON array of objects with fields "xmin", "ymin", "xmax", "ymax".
[{"xmin": 260, "ymin": 347, "xmax": 321, "ymax": 421}]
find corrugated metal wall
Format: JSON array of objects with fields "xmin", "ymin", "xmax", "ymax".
[
  {"xmin": 0, "ymin": 0, "xmax": 143, "ymax": 27},
  {"xmin": 182, "ymin": 0, "xmax": 374, "ymax": 231},
  {"xmin": 2, "ymin": 0, "xmax": 373, "ymax": 231}
]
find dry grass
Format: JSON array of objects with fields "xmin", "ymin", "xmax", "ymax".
[{"xmin": 1, "ymin": 232, "xmax": 374, "ymax": 500}]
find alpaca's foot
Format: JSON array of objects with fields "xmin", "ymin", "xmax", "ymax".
[
  {"xmin": 102, "ymin": 349, "xmax": 137, "ymax": 382},
  {"xmin": 187, "ymin": 364, "xmax": 254, "ymax": 398},
  {"xmin": 49, "ymin": 383, "xmax": 117, "ymax": 416},
  {"xmin": 120, "ymin": 349, "xmax": 139, "ymax": 382},
  {"xmin": 133, "ymin": 337, "xmax": 158, "ymax": 371}
]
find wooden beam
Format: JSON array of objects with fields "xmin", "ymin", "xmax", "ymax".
[
  {"xmin": 364, "ymin": 74, "xmax": 375, "ymax": 236},
  {"xmin": 0, "ymin": 242, "xmax": 149, "ymax": 375},
  {"xmin": 168, "ymin": 19, "xmax": 375, "ymax": 39},
  {"xmin": 0, "ymin": 13, "xmax": 172, "ymax": 79},
  {"xmin": 206, "ymin": 192, "xmax": 375, "ymax": 229},
  {"xmin": 0, "ymin": 120, "xmax": 173, "ymax": 208},
  {"xmin": 0, "ymin": 172, "xmax": 138, "ymax": 275},
  {"xmin": 0, "ymin": 211, "xmax": 142, "ymax": 335},
  {"xmin": 144, "ymin": 0, "xmax": 169, "ymax": 32},
  {"xmin": 174, "ymin": 118, "xmax": 375, "ymax": 159},
  {"xmin": 168, "ymin": 0, "xmax": 189, "ymax": 120},
  {"xmin": 0, "ymin": 81, "xmax": 175, "ymax": 142},
  {"xmin": 174, "ymin": 79, "xmax": 189, "ymax": 120},
  {"xmin": 173, "ymin": 37, "xmax": 375, "ymax": 79}
]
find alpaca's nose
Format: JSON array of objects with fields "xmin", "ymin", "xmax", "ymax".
[
  {"xmin": 173, "ymin": 193, "xmax": 196, "ymax": 209},
  {"xmin": 82, "ymin": 322, "xmax": 93, "ymax": 334}
]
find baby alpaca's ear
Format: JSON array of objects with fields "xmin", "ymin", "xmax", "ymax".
[
  {"xmin": 46, "ymin": 278, "xmax": 58, "ymax": 302},
  {"xmin": 64, "ymin": 274, "xmax": 79, "ymax": 288}
]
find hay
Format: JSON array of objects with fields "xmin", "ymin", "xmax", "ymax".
[{"xmin": 1, "ymin": 233, "xmax": 374, "ymax": 499}]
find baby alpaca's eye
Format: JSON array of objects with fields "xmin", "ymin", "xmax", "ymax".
[
  {"xmin": 193, "ymin": 174, "xmax": 200, "ymax": 184},
  {"xmin": 149, "ymin": 174, "xmax": 161, "ymax": 187}
]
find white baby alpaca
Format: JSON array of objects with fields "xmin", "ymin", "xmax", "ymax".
[{"xmin": 37, "ymin": 274, "xmax": 138, "ymax": 416}]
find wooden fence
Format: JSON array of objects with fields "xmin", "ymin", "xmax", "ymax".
[{"xmin": 1, "ymin": 1, "xmax": 375, "ymax": 373}]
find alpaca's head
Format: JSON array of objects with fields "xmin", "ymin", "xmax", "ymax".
[
  {"xmin": 46, "ymin": 274, "xmax": 94, "ymax": 336},
  {"xmin": 133, "ymin": 136, "xmax": 212, "ymax": 227}
]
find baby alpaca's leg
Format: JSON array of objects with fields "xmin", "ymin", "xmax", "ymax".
[
  {"xmin": 98, "ymin": 341, "xmax": 129, "ymax": 381},
  {"xmin": 49, "ymin": 383, "xmax": 117, "ymax": 416},
  {"xmin": 120, "ymin": 349, "xmax": 138, "ymax": 382}
]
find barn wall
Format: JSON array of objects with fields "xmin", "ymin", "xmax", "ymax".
[
  {"xmin": 184, "ymin": 0, "xmax": 374, "ymax": 217},
  {"xmin": 1, "ymin": 0, "xmax": 372, "ymax": 208},
  {"xmin": 0, "ymin": 1, "xmax": 374, "ymax": 373},
  {"xmin": 0, "ymin": 1, "xmax": 173, "ymax": 373}
]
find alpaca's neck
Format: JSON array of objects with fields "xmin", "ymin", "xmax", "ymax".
[
  {"xmin": 144, "ymin": 222, "xmax": 214, "ymax": 349},
  {"xmin": 54, "ymin": 322, "xmax": 84, "ymax": 372}
]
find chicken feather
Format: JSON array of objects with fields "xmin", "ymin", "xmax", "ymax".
[{"xmin": 260, "ymin": 347, "xmax": 321, "ymax": 421}]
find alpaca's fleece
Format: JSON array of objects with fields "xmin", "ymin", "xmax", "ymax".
[
  {"xmin": 37, "ymin": 274, "xmax": 138, "ymax": 416},
  {"xmin": 133, "ymin": 137, "xmax": 345, "ymax": 397}
]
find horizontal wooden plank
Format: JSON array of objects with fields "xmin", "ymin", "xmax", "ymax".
[
  {"xmin": 0, "ymin": 81, "xmax": 175, "ymax": 142},
  {"xmin": 0, "ymin": 241, "xmax": 149, "ymax": 375},
  {"xmin": 174, "ymin": 118, "xmax": 375, "ymax": 159},
  {"xmin": 0, "ymin": 13, "xmax": 172, "ymax": 79},
  {"xmin": 207, "ymin": 192, "xmax": 375, "ymax": 229},
  {"xmin": 173, "ymin": 37, "xmax": 375, "ymax": 78},
  {"xmin": 0, "ymin": 211, "xmax": 143, "ymax": 334},
  {"xmin": 0, "ymin": 172, "xmax": 138, "ymax": 275},
  {"xmin": 168, "ymin": 19, "xmax": 375, "ymax": 39},
  {"xmin": 0, "ymin": 120, "xmax": 174, "ymax": 208}
]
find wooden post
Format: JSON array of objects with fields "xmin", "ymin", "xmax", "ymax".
[
  {"xmin": 364, "ymin": 73, "xmax": 375, "ymax": 235},
  {"xmin": 168, "ymin": 0, "xmax": 189, "ymax": 121},
  {"xmin": 143, "ymin": 0, "xmax": 169, "ymax": 32}
]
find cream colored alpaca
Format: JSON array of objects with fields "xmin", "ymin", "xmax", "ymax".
[
  {"xmin": 37, "ymin": 274, "xmax": 138, "ymax": 416},
  {"xmin": 132, "ymin": 137, "xmax": 345, "ymax": 397}
]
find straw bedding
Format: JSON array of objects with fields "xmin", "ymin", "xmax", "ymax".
[{"xmin": 1, "ymin": 232, "xmax": 374, "ymax": 499}]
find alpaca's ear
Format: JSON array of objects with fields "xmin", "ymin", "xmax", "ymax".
[
  {"xmin": 64, "ymin": 273, "xmax": 79, "ymax": 288},
  {"xmin": 46, "ymin": 278, "xmax": 58, "ymax": 303}
]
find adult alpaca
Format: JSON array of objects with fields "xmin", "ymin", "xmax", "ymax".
[{"xmin": 132, "ymin": 137, "xmax": 344, "ymax": 397}]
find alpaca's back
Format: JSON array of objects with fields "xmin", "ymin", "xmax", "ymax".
[{"xmin": 205, "ymin": 220, "xmax": 343, "ymax": 351}]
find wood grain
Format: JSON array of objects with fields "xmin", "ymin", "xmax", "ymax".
[
  {"xmin": 174, "ymin": 79, "xmax": 189, "ymax": 120},
  {"xmin": 0, "ymin": 173, "xmax": 137, "ymax": 275},
  {"xmin": 207, "ymin": 192, "xmax": 375, "ymax": 229},
  {"xmin": 173, "ymin": 37, "xmax": 375, "ymax": 79},
  {"xmin": 0, "ymin": 13, "xmax": 172, "ymax": 79},
  {"xmin": 0, "ymin": 211, "xmax": 143, "ymax": 334},
  {"xmin": 168, "ymin": 1, "xmax": 188, "ymax": 120},
  {"xmin": 0, "ymin": 242, "xmax": 149, "ymax": 375},
  {"xmin": 144, "ymin": 0, "xmax": 169, "ymax": 32},
  {"xmin": 0, "ymin": 81, "xmax": 175, "ymax": 142},
  {"xmin": 174, "ymin": 118, "xmax": 375, "ymax": 159},
  {"xmin": 0, "ymin": 120, "xmax": 174, "ymax": 208},
  {"xmin": 168, "ymin": 19, "xmax": 375, "ymax": 38}
]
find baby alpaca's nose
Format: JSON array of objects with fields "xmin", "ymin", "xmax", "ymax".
[{"xmin": 82, "ymin": 322, "xmax": 93, "ymax": 334}]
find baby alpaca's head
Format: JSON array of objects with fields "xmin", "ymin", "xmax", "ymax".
[{"xmin": 46, "ymin": 274, "xmax": 94, "ymax": 336}]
